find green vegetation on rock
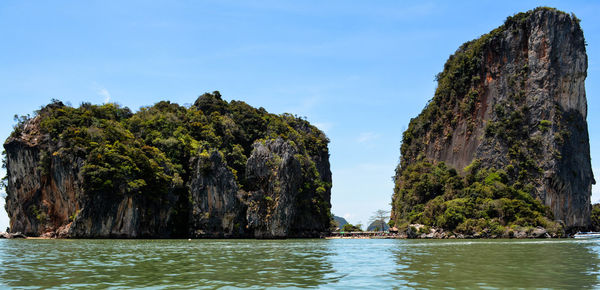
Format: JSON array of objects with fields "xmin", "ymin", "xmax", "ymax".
[
  {"xmin": 29, "ymin": 93, "xmax": 329, "ymax": 198},
  {"xmin": 341, "ymin": 223, "xmax": 363, "ymax": 232},
  {"xmin": 392, "ymin": 161, "xmax": 561, "ymax": 236},
  {"xmin": 6, "ymin": 92, "xmax": 332, "ymax": 237},
  {"xmin": 392, "ymin": 7, "xmax": 586, "ymax": 236},
  {"xmin": 591, "ymin": 204, "xmax": 600, "ymax": 231}
]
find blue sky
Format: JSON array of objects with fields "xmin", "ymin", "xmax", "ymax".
[{"xmin": 1, "ymin": 0, "xmax": 599, "ymax": 230}]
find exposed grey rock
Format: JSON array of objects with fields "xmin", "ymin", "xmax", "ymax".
[
  {"xmin": 245, "ymin": 138, "xmax": 302, "ymax": 238},
  {"xmin": 395, "ymin": 8, "xmax": 593, "ymax": 230},
  {"xmin": 0, "ymin": 232, "xmax": 26, "ymax": 239},
  {"xmin": 68, "ymin": 189, "xmax": 185, "ymax": 238},
  {"xmin": 189, "ymin": 150, "xmax": 245, "ymax": 238},
  {"xmin": 530, "ymin": 227, "xmax": 548, "ymax": 238},
  {"xmin": 4, "ymin": 105, "xmax": 331, "ymax": 239},
  {"xmin": 4, "ymin": 116, "xmax": 84, "ymax": 237},
  {"xmin": 514, "ymin": 231, "xmax": 528, "ymax": 239},
  {"xmin": 186, "ymin": 137, "xmax": 331, "ymax": 238},
  {"xmin": 406, "ymin": 224, "xmax": 425, "ymax": 239}
]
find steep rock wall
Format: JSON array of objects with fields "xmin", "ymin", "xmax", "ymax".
[
  {"xmin": 4, "ymin": 95, "xmax": 332, "ymax": 238},
  {"xmin": 189, "ymin": 150, "xmax": 245, "ymax": 238},
  {"xmin": 4, "ymin": 117, "xmax": 83, "ymax": 237},
  {"xmin": 395, "ymin": 8, "xmax": 593, "ymax": 229},
  {"xmin": 188, "ymin": 138, "xmax": 332, "ymax": 238}
]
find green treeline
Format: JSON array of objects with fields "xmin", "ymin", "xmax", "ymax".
[
  {"xmin": 14, "ymin": 92, "xmax": 330, "ymax": 212},
  {"xmin": 392, "ymin": 161, "xmax": 561, "ymax": 236}
]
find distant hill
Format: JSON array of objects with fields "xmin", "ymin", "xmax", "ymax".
[
  {"xmin": 367, "ymin": 220, "xmax": 389, "ymax": 231},
  {"xmin": 333, "ymin": 216, "xmax": 348, "ymax": 229}
]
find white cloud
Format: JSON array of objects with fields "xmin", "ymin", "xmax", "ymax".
[
  {"xmin": 92, "ymin": 82, "xmax": 112, "ymax": 103},
  {"xmin": 357, "ymin": 132, "xmax": 380, "ymax": 143},
  {"xmin": 283, "ymin": 95, "xmax": 321, "ymax": 116},
  {"xmin": 98, "ymin": 88, "xmax": 111, "ymax": 103},
  {"xmin": 313, "ymin": 122, "xmax": 333, "ymax": 134}
]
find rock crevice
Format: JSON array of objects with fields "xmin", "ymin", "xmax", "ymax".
[
  {"xmin": 4, "ymin": 95, "xmax": 332, "ymax": 238},
  {"xmin": 393, "ymin": 8, "xmax": 593, "ymax": 230}
]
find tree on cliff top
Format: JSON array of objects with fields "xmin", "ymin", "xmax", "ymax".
[
  {"xmin": 4, "ymin": 92, "xmax": 333, "ymax": 237},
  {"xmin": 369, "ymin": 209, "xmax": 390, "ymax": 232}
]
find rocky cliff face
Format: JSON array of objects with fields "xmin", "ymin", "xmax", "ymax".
[
  {"xmin": 4, "ymin": 93, "xmax": 332, "ymax": 238},
  {"xmin": 189, "ymin": 150, "xmax": 245, "ymax": 238},
  {"xmin": 4, "ymin": 116, "xmax": 84, "ymax": 237},
  {"xmin": 188, "ymin": 138, "xmax": 331, "ymax": 238},
  {"xmin": 394, "ymin": 8, "xmax": 593, "ymax": 230}
]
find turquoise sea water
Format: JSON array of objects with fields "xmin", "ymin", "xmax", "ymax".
[{"xmin": 0, "ymin": 238, "xmax": 599, "ymax": 289}]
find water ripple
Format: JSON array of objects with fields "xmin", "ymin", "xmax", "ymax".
[{"xmin": 0, "ymin": 239, "xmax": 599, "ymax": 288}]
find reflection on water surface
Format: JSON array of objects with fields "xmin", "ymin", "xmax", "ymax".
[{"xmin": 0, "ymin": 238, "xmax": 599, "ymax": 288}]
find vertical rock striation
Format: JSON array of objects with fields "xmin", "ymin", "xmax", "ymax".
[
  {"xmin": 189, "ymin": 150, "xmax": 245, "ymax": 238},
  {"xmin": 187, "ymin": 138, "xmax": 332, "ymax": 238},
  {"xmin": 4, "ymin": 116, "xmax": 84, "ymax": 237},
  {"xmin": 394, "ymin": 8, "xmax": 593, "ymax": 230},
  {"xmin": 4, "ymin": 94, "xmax": 332, "ymax": 238}
]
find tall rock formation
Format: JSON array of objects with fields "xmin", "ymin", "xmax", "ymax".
[
  {"xmin": 393, "ymin": 8, "xmax": 593, "ymax": 231},
  {"xmin": 4, "ymin": 93, "xmax": 332, "ymax": 238}
]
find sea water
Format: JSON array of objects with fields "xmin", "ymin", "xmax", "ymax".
[{"xmin": 0, "ymin": 238, "xmax": 598, "ymax": 288}]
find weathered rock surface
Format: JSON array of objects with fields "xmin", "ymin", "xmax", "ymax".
[
  {"xmin": 188, "ymin": 138, "xmax": 332, "ymax": 238},
  {"xmin": 0, "ymin": 232, "xmax": 27, "ymax": 239},
  {"xmin": 4, "ymin": 97, "xmax": 332, "ymax": 238},
  {"xmin": 530, "ymin": 227, "xmax": 549, "ymax": 238},
  {"xmin": 189, "ymin": 150, "xmax": 245, "ymax": 238},
  {"xmin": 244, "ymin": 139, "xmax": 302, "ymax": 238},
  {"xmin": 4, "ymin": 116, "xmax": 189, "ymax": 238},
  {"xmin": 397, "ymin": 224, "xmax": 552, "ymax": 239},
  {"xmin": 4, "ymin": 116, "xmax": 83, "ymax": 237},
  {"xmin": 395, "ymin": 8, "xmax": 593, "ymax": 229}
]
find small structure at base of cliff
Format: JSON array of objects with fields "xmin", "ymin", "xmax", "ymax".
[
  {"xmin": 391, "ymin": 7, "xmax": 594, "ymax": 236},
  {"xmin": 3, "ymin": 92, "xmax": 332, "ymax": 238}
]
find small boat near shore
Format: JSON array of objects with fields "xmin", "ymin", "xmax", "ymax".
[{"xmin": 574, "ymin": 232, "xmax": 600, "ymax": 239}]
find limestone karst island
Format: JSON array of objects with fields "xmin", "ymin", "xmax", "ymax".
[
  {"xmin": 1, "ymin": 7, "xmax": 596, "ymax": 240},
  {"xmin": 4, "ymin": 93, "xmax": 332, "ymax": 238},
  {"xmin": 390, "ymin": 7, "xmax": 594, "ymax": 238}
]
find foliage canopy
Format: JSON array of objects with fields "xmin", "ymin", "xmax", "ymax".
[{"xmin": 19, "ymin": 92, "xmax": 330, "ymax": 207}]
